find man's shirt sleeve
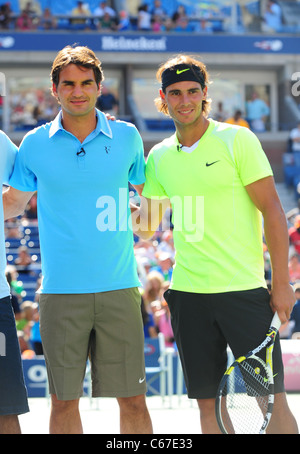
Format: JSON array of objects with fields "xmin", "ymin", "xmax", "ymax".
[
  {"xmin": 233, "ymin": 126, "xmax": 273, "ymax": 186},
  {"xmin": 142, "ymin": 151, "xmax": 168, "ymax": 199},
  {"xmin": 128, "ymin": 128, "xmax": 146, "ymax": 186},
  {"xmin": 8, "ymin": 136, "xmax": 37, "ymax": 192},
  {"xmin": 0, "ymin": 131, "xmax": 17, "ymax": 185}
]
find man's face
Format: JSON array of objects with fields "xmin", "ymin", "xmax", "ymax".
[
  {"xmin": 52, "ymin": 64, "xmax": 100, "ymax": 118},
  {"xmin": 161, "ymin": 81, "xmax": 207, "ymax": 127}
]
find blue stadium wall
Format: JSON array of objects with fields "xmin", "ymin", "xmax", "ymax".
[{"xmin": 1, "ymin": 31, "xmax": 300, "ymax": 180}]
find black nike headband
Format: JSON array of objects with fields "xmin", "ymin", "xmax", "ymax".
[{"xmin": 161, "ymin": 64, "xmax": 206, "ymax": 92}]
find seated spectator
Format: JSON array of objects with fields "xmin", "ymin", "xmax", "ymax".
[
  {"xmin": 173, "ymin": 17, "xmax": 194, "ymax": 32},
  {"xmin": 288, "ymin": 253, "xmax": 300, "ymax": 283},
  {"xmin": 161, "ymin": 16, "xmax": 175, "ymax": 32},
  {"xmin": 14, "ymin": 245, "xmax": 34, "ymax": 274},
  {"xmin": 213, "ymin": 101, "xmax": 229, "ymax": 122},
  {"xmin": 143, "ymin": 270, "xmax": 164, "ymax": 306},
  {"xmin": 172, "ymin": 4, "xmax": 188, "ymax": 23},
  {"xmin": 72, "ymin": 0, "xmax": 90, "ymax": 15},
  {"xmin": 150, "ymin": 0, "xmax": 168, "ymax": 19},
  {"xmin": 134, "ymin": 238, "xmax": 157, "ymax": 264},
  {"xmin": 21, "ymin": 0, "xmax": 41, "ymax": 16},
  {"xmin": 151, "ymin": 14, "xmax": 164, "ymax": 32},
  {"xmin": 225, "ymin": 110, "xmax": 250, "ymax": 128},
  {"xmin": 263, "ymin": 243, "xmax": 271, "ymax": 281},
  {"xmin": 5, "ymin": 267, "xmax": 22, "ymax": 319},
  {"xmin": 137, "ymin": 3, "xmax": 151, "ymax": 31},
  {"xmin": 289, "ymin": 122, "xmax": 300, "ymax": 153},
  {"xmin": 262, "ymin": 0, "xmax": 282, "ymax": 33},
  {"xmin": 24, "ymin": 192, "xmax": 37, "ymax": 220},
  {"xmin": 96, "ymin": 11, "xmax": 117, "ymax": 30},
  {"xmin": 116, "ymin": 10, "xmax": 131, "ymax": 31},
  {"xmin": 70, "ymin": 0, "xmax": 91, "ymax": 27},
  {"xmin": 246, "ymin": 91, "xmax": 270, "ymax": 132},
  {"xmin": 151, "ymin": 251, "xmax": 174, "ymax": 282},
  {"xmin": 156, "ymin": 230, "xmax": 175, "ymax": 260},
  {"xmin": 154, "ymin": 282, "xmax": 174, "ymax": 347},
  {"xmin": 290, "ymin": 283, "xmax": 300, "ymax": 336},
  {"xmin": 5, "ymin": 264, "xmax": 24, "ymax": 302},
  {"xmin": 289, "ymin": 215, "xmax": 300, "ymax": 255},
  {"xmin": 30, "ymin": 302, "xmax": 43, "ymax": 355},
  {"xmin": 16, "ymin": 9, "xmax": 34, "ymax": 30},
  {"xmin": 23, "ymin": 0, "xmax": 41, "ymax": 27},
  {"xmin": 38, "ymin": 7, "xmax": 57, "ymax": 30},
  {"xmin": 141, "ymin": 296, "xmax": 158, "ymax": 339},
  {"xmin": 96, "ymin": 85, "xmax": 119, "ymax": 115},
  {"xmin": 94, "ymin": 0, "xmax": 116, "ymax": 18},
  {"xmin": 18, "ymin": 331, "xmax": 35, "ymax": 358},
  {"xmin": 0, "ymin": 2, "xmax": 13, "ymax": 29},
  {"xmin": 16, "ymin": 300, "xmax": 34, "ymax": 338},
  {"xmin": 5, "ymin": 218, "xmax": 22, "ymax": 239}
]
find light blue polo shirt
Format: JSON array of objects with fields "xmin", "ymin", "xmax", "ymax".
[
  {"xmin": 9, "ymin": 109, "xmax": 145, "ymax": 294},
  {"xmin": 0, "ymin": 131, "xmax": 17, "ymax": 298}
]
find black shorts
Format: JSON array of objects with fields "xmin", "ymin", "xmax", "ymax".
[
  {"xmin": 164, "ymin": 287, "xmax": 285, "ymax": 399},
  {"xmin": 0, "ymin": 296, "xmax": 29, "ymax": 415}
]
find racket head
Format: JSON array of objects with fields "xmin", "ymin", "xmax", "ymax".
[{"xmin": 215, "ymin": 354, "xmax": 274, "ymax": 434}]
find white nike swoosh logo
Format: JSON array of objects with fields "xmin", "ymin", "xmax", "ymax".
[{"xmin": 139, "ymin": 377, "xmax": 146, "ymax": 384}]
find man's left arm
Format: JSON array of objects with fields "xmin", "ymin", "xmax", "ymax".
[{"xmin": 246, "ymin": 175, "xmax": 296, "ymax": 324}]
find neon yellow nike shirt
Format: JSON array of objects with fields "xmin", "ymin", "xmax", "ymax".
[{"xmin": 142, "ymin": 119, "xmax": 273, "ymax": 293}]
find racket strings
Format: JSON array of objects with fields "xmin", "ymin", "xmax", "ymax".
[{"xmin": 220, "ymin": 358, "xmax": 271, "ymax": 434}]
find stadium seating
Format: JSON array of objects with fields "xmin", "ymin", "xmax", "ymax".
[
  {"xmin": 5, "ymin": 219, "xmax": 41, "ymax": 301},
  {"xmin": 278, "ymin": 1, "xmax": 300, "ymax": 33}
]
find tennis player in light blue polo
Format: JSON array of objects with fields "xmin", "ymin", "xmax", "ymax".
[
  {"xmin": 9, "ymin": 109, "xmax": 144, "ymax": 294},
  {"xmin": 0, "ymin": 131, "xmax": 29, "ymax": 433},
  {"xmin": 3, "ymin": 45, "xmax": 153, "ymax": 434}
]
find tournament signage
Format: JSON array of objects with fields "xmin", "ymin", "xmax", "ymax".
[{"xmin": 0, "ymin": 32, "xmax": 299, "ymax": 54}]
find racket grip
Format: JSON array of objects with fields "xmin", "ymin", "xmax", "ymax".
[{"xmin": 271, "ymin": 311, "xmax": 281, "ymax": 330}]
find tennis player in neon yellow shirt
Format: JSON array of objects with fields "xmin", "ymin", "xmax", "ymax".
[{"xmin": 134, "ymin": 55, "xmax": 298, "ymax": 434}]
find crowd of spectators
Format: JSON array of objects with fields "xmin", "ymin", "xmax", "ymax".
[
  {"xmin": 0, "ymin": 0, "xmax": 298, "ymax": 34},
  {"xmin": 5, "ymin": 180, "xmax": 300, "ymax": 362},
  {"xmin": 0, "ymin": 0, "xmax": 230, "ymax": 33}
]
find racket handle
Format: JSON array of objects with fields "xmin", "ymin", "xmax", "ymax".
[{"xmin": 271, "ymin": 311, "xmax": 281, "ymax": 330}]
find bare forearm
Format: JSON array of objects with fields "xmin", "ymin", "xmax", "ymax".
[
  {"xmin": 263, "ymin": 202, "xmax": 290, "ymax": 286},
  {"xmin": 245, "ymin": 176, "xmax": 295, "ymax": 322},
  {"xmin": 263, "ymin": 201, "xmax": 295, "ymax": 321},
  {"xmin": 2, "ymin": 187, "xmax": 34, "ymax": 220}
]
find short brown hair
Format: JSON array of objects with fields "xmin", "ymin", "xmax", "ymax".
[
  {"xmin": 51, "ymin": 45, "xmax": 104, "ymax": 90},
  {"xmin": 154, "ymin": 55, "xmax": 211, "ymax": 117}
]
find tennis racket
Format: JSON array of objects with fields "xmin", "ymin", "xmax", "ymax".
[{"xmin": 215, "ymin": 311, "xmax": 281, "ymax": 434}]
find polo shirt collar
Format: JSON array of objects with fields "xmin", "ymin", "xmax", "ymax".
[{"xmin": 49, "ymin": 109, "xmax": 113, "ymax": 140}]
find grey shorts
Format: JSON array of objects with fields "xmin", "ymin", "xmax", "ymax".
[{"xmin": 39, "ymin": 288, "xmax": 147, "ymax": 400}]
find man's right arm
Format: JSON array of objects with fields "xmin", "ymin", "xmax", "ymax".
[{"xmin": 3, "ymin": 186, "xmax": 34, "ymax": 220}]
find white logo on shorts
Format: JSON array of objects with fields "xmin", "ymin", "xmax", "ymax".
[{"xmin": 139, "ymin": 377, "xmax": 145, "ymax": 384}]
